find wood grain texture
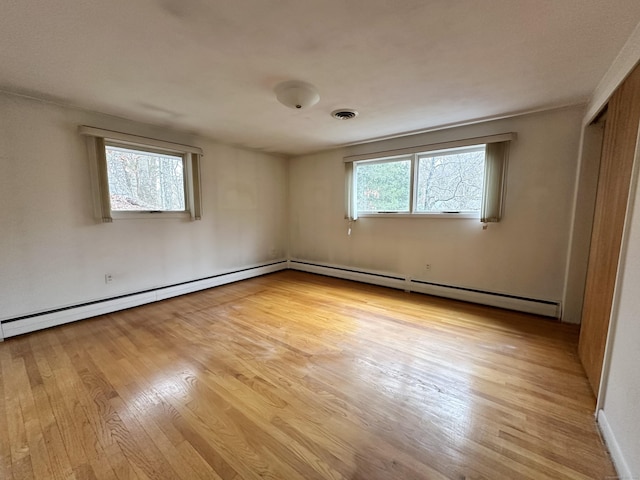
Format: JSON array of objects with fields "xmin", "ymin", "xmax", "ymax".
[
  {"xmin": 579, "ymin": 63, "xmax": 640, "ymax": 395},
  {"xmin": 0, "ymin": 271, "xmax": 615, "ymax": 479}
]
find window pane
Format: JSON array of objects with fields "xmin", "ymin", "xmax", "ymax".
[
  {"xmin": 105, "ymin": 145, "xmax": 185, "ymax": 211},
  {"xmin": 416, "ymin": 148, "xmax": 485, "ymax": 212},
  {"xmin": 356, "ymin": 159, "xmax": 411, "ymax": 212}
]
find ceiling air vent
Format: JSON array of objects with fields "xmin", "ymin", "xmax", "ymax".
[{"xmin": 331, "ymin": 109, "xmax": 358, "ymax": 120}]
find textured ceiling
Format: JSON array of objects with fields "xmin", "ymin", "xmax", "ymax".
[{"xmin": 2, "ymin": 1, "xmax": 640, "ymax": 155}]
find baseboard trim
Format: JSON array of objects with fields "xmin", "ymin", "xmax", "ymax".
[
  {"xmin": 2, "ymin": 258, "xmax": 562, "ymax": 338},
  {"xmin": 289, "ymin": 260, "xmax": 407, "ymax": 290},
  {"xmin": 1, "ymin": 261, "xmax": 287, "ymax": 338},
  {"xmin": 410, "ymin": 280, "xmax": 559, "ymax": 317},
  {"xmin": 289, "ymin": 259, "xmax": 560, "ymax": 318},
  {"xmin": 597, "ymin": 409, "xmax": 632, "ymax": 479}
]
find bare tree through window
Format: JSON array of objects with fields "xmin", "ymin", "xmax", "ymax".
[
  {"xmin": 105, "ymin": 145, "xmax": 185, "ymax": 211},
  {"xmin": 416, "ymin": 147, "xmax": 485, "ymax": 212},
  {"xmin": 353, "ymin": 146, "xmax": 486, "ymax": 214}
]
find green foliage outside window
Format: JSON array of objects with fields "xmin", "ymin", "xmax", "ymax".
[{"xmin": 355, "ymin": 159, "xmax": 411, "ymax": 212}]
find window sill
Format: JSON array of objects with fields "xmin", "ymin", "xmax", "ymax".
[
  {"xmin": 110, "ymin": 211, "xmax": 191, "ymax": 220},
  {"xmin": 357, "ymin": 212, "xmax": 480, "ymax": 219}
]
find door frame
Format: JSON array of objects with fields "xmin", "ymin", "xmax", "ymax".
[{"xmin": 596, "ymin": 121, "xmax": 640, "ymax": 410}]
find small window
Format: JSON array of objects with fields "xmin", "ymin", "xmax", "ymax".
[
  {"xmin": 105, "ymin": 144, "xmax": 186, "ymax": 212},
  {"xmin": 80, "ymin": 126, "xmax": 202, "ymax": 222},
  {"xmin": 415, "ymin": 146, "xmax": 485, "ymax": 213},
  {"xmin": 355, "ymin": 156, "xmax": 412, "ymax": 213}
]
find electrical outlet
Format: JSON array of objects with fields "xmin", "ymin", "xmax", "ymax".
[
  {"xmin": 105, "ymin": 274, "xmax": 113, "ymax": 284},
  {"xmin": 425, "ymin": 264, "xmax": 431, "ymax": 271}
]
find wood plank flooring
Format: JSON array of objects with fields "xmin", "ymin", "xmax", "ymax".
[{"xmin": 0, "ymin": 271, "xmax": 615, "ymax": 479}]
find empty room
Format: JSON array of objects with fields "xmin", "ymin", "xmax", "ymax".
[{"xmin": 2, "ymin": 1, "xmax": 640, "ymax": 479}]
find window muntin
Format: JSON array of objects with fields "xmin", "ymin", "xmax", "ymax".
[
  {"xmin": 355, "ymin": 157, "xmax": 412, "ymax": 213},
  {"xmin": 353, "ymin": 145, "xmax": 486, "ymax": 216},
  {"xmin": 105, "ymin": 144, "xmax": 186, "ymax": 212},
  {"xmin": 415, "ymin": 146, "xmax": 485, "ymax": 213}
]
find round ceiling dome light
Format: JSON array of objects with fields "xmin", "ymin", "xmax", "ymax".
[
  {"xmin": 274, "ymin": 80, "xmax": 320, "ymax": 109},
  {"xmin": 331, "ymin": 109, "xmax": 359, "ymax": 120}
]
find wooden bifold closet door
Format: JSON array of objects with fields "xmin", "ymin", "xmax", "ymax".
[{"xmin": 579, "ymin": 63, "xmax": 640, "ymax": 395}]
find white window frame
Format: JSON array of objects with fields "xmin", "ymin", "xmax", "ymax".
[
  {"xmin": 353, "ymin": 145, "xmax": 484, "ymax": 218},
  {"xmin": 354, "ymin": 154, "xmax": 414, "ymax": 215},
  {"xmin": 79, "ymin": 126, "xmax": 203, "ymax": 222},
  {"xmin": 345, "ymin": 132, "xmax": 515, "ymax": 222}
]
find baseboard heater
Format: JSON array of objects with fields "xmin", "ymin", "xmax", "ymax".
[
  {"xmin": 0, "ymin": 258, "xmax": 560, "ymax": 340},
  {"xmin": 0, "ymin": 260, "xmax": 288, "ymax": 339},
  {"xmin": 288, "ymin": 260, "xmax": 561, "ymax": 318}
]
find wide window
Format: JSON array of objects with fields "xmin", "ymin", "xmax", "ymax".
[
  {"xmin": 354, "ymin": 145, "xmax": 486, "ymax": 216},
  {"xmin": 80, "ymin": 126, "xmax": 203, "ymax": 222},
  {"xmin": 345, "ymin": 133, "xmax": 514, "ymax": 222}
]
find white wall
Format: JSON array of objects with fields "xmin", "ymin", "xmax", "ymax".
[
  {"xmin": 599, "ymin": 158, "xmax": 640, "ymax": 477},
  {"xmin": 0, "ymin": 93, "xmax": 288, "ymax": 321},
  {"xmin": 562, "ymin": 121, "xmax": 604, "ymax": 323},
  {"xmin": 289, "ymin": 106, "xmax": 584, "ymax": 308}
]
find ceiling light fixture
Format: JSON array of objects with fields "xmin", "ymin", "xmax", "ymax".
[{"xmin": 274, "ymin": 80, "xmax": 320, "ymax": 110}]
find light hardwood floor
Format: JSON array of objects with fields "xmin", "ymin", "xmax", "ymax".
[{"xmin": 0, "ymin": 271, "xmax": 615, "ymax": 479}]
